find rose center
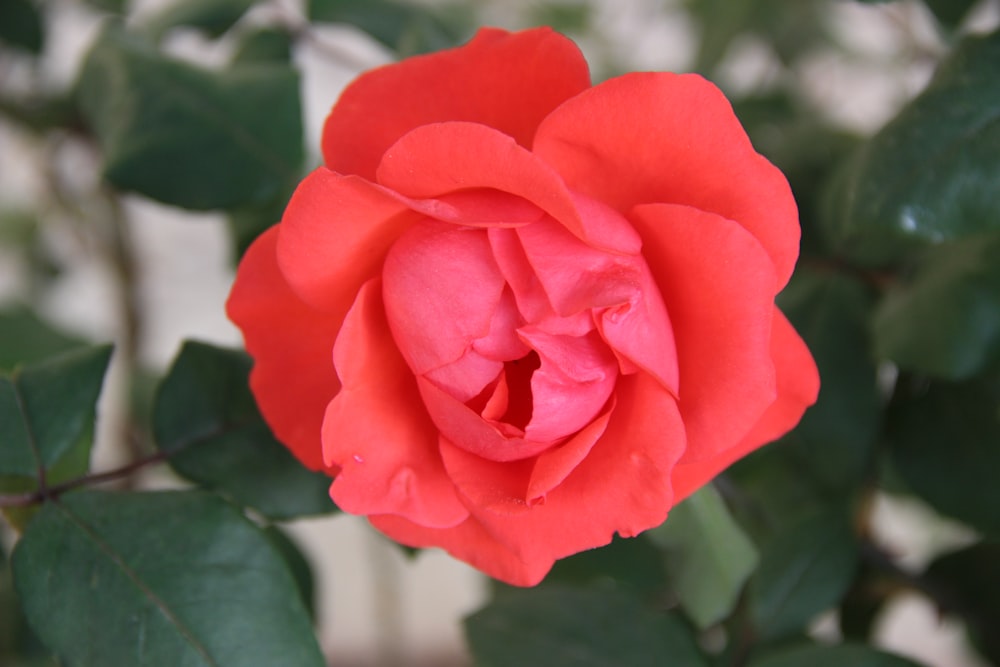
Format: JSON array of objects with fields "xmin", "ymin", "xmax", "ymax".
[{"xmin": 500, "ymin": 351, "xmax": 541, "ymax": 430}]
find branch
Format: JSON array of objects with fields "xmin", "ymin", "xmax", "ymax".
[{"xmin": 0, "ymin": 450, "xmax": 171, "ymax": 509}]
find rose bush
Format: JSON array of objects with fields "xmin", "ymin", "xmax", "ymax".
[{"xmin": 227, "ymin": 26, "xmax": 819, "ymax": 586}]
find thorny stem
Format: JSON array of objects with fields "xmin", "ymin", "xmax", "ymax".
[{"xmin": 0, "ymin": 449, "xmax": 171, "ymax": 509}]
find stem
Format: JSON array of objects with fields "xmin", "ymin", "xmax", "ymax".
[
  {"xmin": 102, "ymin": 188, "xmax": 147, "ymax": 472},
  {"xmin": 0, "ymin": 450, "xmax": 171, "ymax": 509}
]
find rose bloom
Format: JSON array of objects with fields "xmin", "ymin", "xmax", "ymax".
[{"xmin": 227, "ymin": 27, "xmax": 819, "ymax": 586}]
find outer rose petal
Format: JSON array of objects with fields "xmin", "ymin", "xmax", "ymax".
[
  {"xmin": 372, "ymin": 373, "xmax": 686, "ymax": 586},
  {"xmin": 377, "ymin": 122, "xmax": 638, "ymax": 254},
  {"xmin": 226, "ymin": 227, "xmax": 338, "ymax": 473},
  {"xmin": 670, "ymin": 308, "xmax": 820, "ymax": 501},
  {"xmin": 630, "ymin": 203, "xmax": 778, "ymax": 463},
  {"xmin": 324, "ymin": 278, "xmax": 469, "ymax": 528},
  {"xmin": 322, "ymin": 27, "xmax": 591, "ymax": 180},
  {"xmin": 533, "ymin": 72, "xmax": 800, "ymax": 286},
  {"xmin": 276, "ymin": 167, "xmax": 415, "ymax": 314}
]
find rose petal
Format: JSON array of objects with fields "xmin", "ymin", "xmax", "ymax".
[
  {"xmin": 377, "ymin": 123, "xmax": 647, "ymax": 256},
  {"xmin": 226, "ymin": 227, "xmax": 338, "ymax": 473},
  {"xmin": 371, "ymin": 513, "xmax": 551, "ymax": 587},
  {"xmin": 534, "ymin": 72, "xmax": 800, "ymax": 286},
  {"xmin": 515, "ymin": 216, "xmax": 641, "ymax": 316},
  {"xmin": 517, "ymin": 328, "xmax": 618, "ymax": 442},
  {"xmin": 424, "ymin": 348, "xmax": 502, "ymax": 403},
  {"xmin": 322, "ymin": 27, "xmax": 591, "ymax": 180},
  {"xmin": 525, "ymin": 404, "xmax": 613, "ymax": 502},
  {"xmin": 670, "ymin": 307, "xmax": 820, "ymax": 501},
  {"xmin": 377, "ymin": 122, "xmax": 590, "ymax": 242},
  {"xmin": 471, "ymin": 287, "xmax": 530, "ymax": 361},
  {"xmin": 374, "ymin": 373, "xmax": 686, "ymax": 586},
  {"xmin": 382, "ymin": 221, "xmax": 506, "ymax": 376},
  {"xmin": 418, "ymin": 376, "xmax": 560, "ymax": 462},
  {"xmin": 595, "ymin": 261, "xmax": 679, "ymax": 394},
  {"xmin": 276, "ymin": 167, "xmax": 415, "ymax": 314},
  {"xmin": 324, "ymin": 278, "xmax": 469, "ymax": 529},
  {"xmin": 630, "ymin": 202, "xmax": 778, "ymax": 462},
  {"xmin": 488, "ymin": 227, "xmax": 556, "ymax": 324}
]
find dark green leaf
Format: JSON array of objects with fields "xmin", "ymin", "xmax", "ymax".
[
  {"xmin": 0, "ymin": 346, "xmax": 109, "ymax": 529},
  {"xmin": 465, "ymin": 586, "xmax": 707, "ymax": 667},
  {"xmin": 0, "ymin": 306, "xmax": 88, "ymax": 372},
  {"xmin": 823, "ymin": 30, "xmax": 1000, "ymax": 265},
  {"xmin": 77, "ymin": 25, "xmax": 303, "ymax": 210},
  {"xmin": 308, "ymin": 0, "xmax": 468, "ymax": 56},
  {"xmin": 888, "ymin": 376, "xmax": 1000, "ymax": 537},
  {"xmin": 144, "ymin": 0, "xmax": 256, "ymax": 40},
  {"xmin": 923, "ymin": 0, "xmax": 978, "ymax": 28},
  {"xmin": 544, "ymin": 534, "xmax": 668, "ymax": 596},
  {"xmin": 874, "ymin": 232, "xmax": 1000, "ymax": 379},
  {"xmin": 231, "ymin": 27, "xmax": 293, "ymax": 66},
  {"xmin": 12, "ymin": 490, "xmax": 324, "ymax": 667},
  {"xmin": 749, "ymin": 642, "xmax": 927, "ymax": 667},
  {"xmin": 262, "ymin": 525, "xmax": 316, "ymax": 620},
  {"xmin": 225, "ymin": 180, "xmax": 294, "ymax": 259},
  {"xmin": 648, "ymin": 486, "xmax": 758, "ymax": 629},
  {"xmin": 748, "ymin": 508, "xmax": 858, "ymax": 640},
  {"xmin": 0, "ymin": 346, "xmax": 111, "ymax": 479},
  {"xmin": 926, "ymin": 542, "xmax": 1000, "ymax": 664},
  {"xmin": 776, "ymin": 269, "xmax": 881, "ymax": 487},
  {"xmin": 153, "ymin": 341, "xmax": 335, "ymax": 519},
  {"xmin": 0, "ymin": 0, "xmax": 43, "ymax": 53}
]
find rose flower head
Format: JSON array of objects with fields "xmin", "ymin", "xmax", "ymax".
[{"xmin": 227, "ymin": 27, "xmax": 820, "ymax": 586}]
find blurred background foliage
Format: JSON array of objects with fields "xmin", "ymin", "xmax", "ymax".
[{"xmin": 1, "ymin": 0, "xmax": 998, "ymax": 665}]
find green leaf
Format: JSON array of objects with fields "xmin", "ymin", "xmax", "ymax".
[
  {"xmin": 777, "ymin": 269, "xmax": 881, "ymax": 488},
  {"xmin": 0, "ymin": 306, "xmax": 88, "ymax": 372},
  {"xmin": 888, "ymin": 376, "xmax": 1000, "ymax": 537},
  {"xmin": 823, "ymin": 30, "xmax": 1000, "ymax": 265},
  {"xmin": 0, "ymin": 346, "xmax": 111, "ymax": 479},
  {"xmin": 874, "ymin": 232, "xmax": 1000, "ymax": 379},
  {"xmin": 231, "ymin": 27, "xmax": 293, "ymax": 66},
  {"xmin": 308, "ymin": 0, "xmax": 468, "ymax": 56},
  {"xmin": 544, "ymin": 534, "xmax": 668, "ymax": 595},
  {"xmin": 647, "ymin": 486, "xmax": 758, "ymax": 629},
  {"xmin": 748, "ymin": 508, "xmax": 858, "ymax": 640},
  {"xmin": 926, "ymin": 542, "xmax": 1000, "ymax": 664},
  {"xmin": 0, "ymin": 346, "xmax": 109, "ymax": 529},
  {"xmin": 262, "ymin": 525, "xmax": 316, "ymax": 620},
  {"xmin": 0, "ymin": 0, "xmax": 43, "ymax": 53},
  {"xmin": 12, "ymin": 490, "xmax": 325, "ymax": 667},
  {"xmin": 465, "ymin": 586, "xmax": 708, "ymax": 667},
  {"xmin": 143, "ymin": 0, "xmax": 257, "ymax": 40},
  {"xmin": 153, "ymin": 341, "xmax": 335, "ymax": 520},
  {"xmin": 923, "ymin": 0, "xmax": 978, "ymax": 28},
  {"xmin": 77, "ymin": 24, "xmax": 303, "ymax": 210},
  {"xmin": 748, "ymin": 643, "xmax": 926, "ymax": 667}
]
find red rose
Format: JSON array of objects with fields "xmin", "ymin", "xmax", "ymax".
[{"xmin": 227, "ymin": 27, "xmax": 819, "ymax": 586}]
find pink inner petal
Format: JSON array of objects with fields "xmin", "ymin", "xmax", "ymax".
[
  {"xmin": 488, "ymin": 227, "xmax": 555, "ymax": 324},
  {"xmin": 423, "ymin": 348, "xmax": 503, "ymax": 403},
  {"xmin": 595, "ymin": 261, "xmax": 680, "ymax": 395},
  {"xmin": 516, "ymin": 217, "xmax": 642, "ymax": 316},
  {"xmin": 382, "ymin": 221, "xmax": 506, "ymax": 375},
  {"xmin": 518, "ymin": 328, "xmax": 619, "ymax": 442},
  {"xmin": 471, "ymin": 287, "xmax": 530, "ymax": 361},
  {"xmin": 418, "ymin": 375, "xmax": 561, "ymax": 462}
]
